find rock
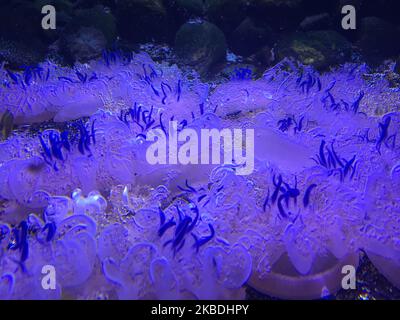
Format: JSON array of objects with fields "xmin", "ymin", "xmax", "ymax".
[
  {"xmin": 61, "ymin": 27, "xmax": 107, "ymax": 63},
  {"xmin": 116, "ymin": 0, "xmax": 176, "ymax": 43},
  {"xmin": 357, "ymin": 17, "xmax": 400, "ymax": 61},
  {"xmin": 229, "ymin": 17, "xmax": 272, "ymax": 57},
  {"xmin": 254, "ymin": 0, "xmax": 303, "ymax": 8},
  {"xmin": 248, "ymin": 45, "xmax": 276, "ymax": 70},
  {"xmin": 175, "ymin": 21, "xmax": 227, "ymax": 75},
  {"xmin": 0, "ymin": 39, "xmax": 46, "ymax": 69},
  {"xmin": 395, "ymin": 57, "xmax": 400, "ymax": 74},
  {"xmin": 248, "ymin": 0, "xmax": 305, "ymax": 32},
  {"xmin": 276, "ymin": 30, "xmax": 352, "ymax": 70},
  {"xmin": 52, "ymin": 4, "xmax": 116, "ymax": 63},
  {"xmin": 299, "ymin": 13, "xmax": 331, "ymax": 31},
  {"xmin": 205, "ymin": 0, "xmax": 249, "ymax": 34},
  {"xmin": 74, "ymin": 5, "xmax": 117, "ymax": 44},
  {"xmin": 173, "ymin": 0, "xmax": 248, "ymax": 29},
  {"xmin": 165, "ymin": 0, "xmax": 204, "ymax": 30},
  {"xmin": 174, "ymin": 0, "xmax": 206, "ymax": 16}
]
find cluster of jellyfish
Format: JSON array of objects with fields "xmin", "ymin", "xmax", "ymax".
[{"xmin": 0, "ymin": 49, "xmax": 399, "ymax": 299}]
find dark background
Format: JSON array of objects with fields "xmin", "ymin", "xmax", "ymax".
[{"xmin": 0, "ymin": 0, "xmax": 399, "ymax": 75}]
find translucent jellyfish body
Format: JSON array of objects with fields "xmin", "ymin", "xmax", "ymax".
[{"xmin": 0, "ymin": 54, "xmax": 399, "ymax": 299}]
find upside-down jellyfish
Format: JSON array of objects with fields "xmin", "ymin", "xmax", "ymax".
[{"xmin": 0, "ymin": 52, "xmax": 399, "ymax": 299}]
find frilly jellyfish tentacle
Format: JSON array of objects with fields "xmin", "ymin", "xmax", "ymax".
[
  {"xmin": 102, "ymin": 257, "xmax": 125, "ymax": 286},
  {"xmin": 283, "ymin": 223, "xmax": 315, "ymax": 275},
  {"xmin": 53, "ymin": 238, "xmax": 94, "ymax": 288},
  {"xmin": 149, "ymin": 258, "xmax": 179, "ymax": 300},
  {"xmin": 55, "ymin": 214, "xmax": 97, "ymax": 239},
  {"xmin": 0, "ymin": 51, "xmax": 400, "ymax": 299},
  {"xmin": 98, "ymin": 224, "xmax": 132, "ymax": 264},
  {"xmin": 0, "ymin": 273, "xmax": 15, "ymax": 299}
]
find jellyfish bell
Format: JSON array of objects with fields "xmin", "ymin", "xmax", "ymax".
[
  {"xmin": 254, "ymin": 126, "xmax": 315, "ymax": 173},
  {"xmin": 361, "ymin": 168, "xmax": 400, "ymax": 289},
  {"xmin": 0, "ymin": 51, "xmax": 400, "ymax": 300},
  {"xmin": 248, "ymin": 250, "xmax": 360, "ymax": 300}
]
